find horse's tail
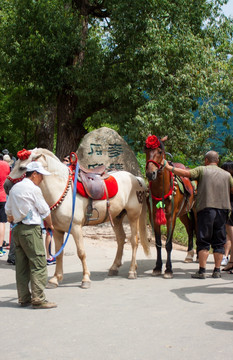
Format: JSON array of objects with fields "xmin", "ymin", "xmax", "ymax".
[{"xmin": 139, "ymin": 187, "xmax": 151, "ymax": 257}]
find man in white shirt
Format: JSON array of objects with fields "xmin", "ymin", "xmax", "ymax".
[{"xmin": 5, "ymin": 162, "xmax": 57, "ymax": 309}]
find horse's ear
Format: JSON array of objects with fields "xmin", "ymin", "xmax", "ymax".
[
  {"xmin": 32, "ymin": 154, "xmax": 42, "ymax": 161},
  {"xmin": 161, "ymin": 136, "xmax": 168, "ymax": 142}
]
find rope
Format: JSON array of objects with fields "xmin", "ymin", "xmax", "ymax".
[{"xmin": 48, "ymin": 162, "xmax": 79, "ymax": 258}]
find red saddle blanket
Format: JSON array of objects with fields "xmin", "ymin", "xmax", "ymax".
[{"xmin": 76, "ymin": 175, "xmax": 118, "ymax": 200}]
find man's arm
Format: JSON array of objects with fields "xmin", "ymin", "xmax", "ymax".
[
  {"xmin": 163, "ymin": 160, "xmax": 191, "ymax": 178},
  {"xmin": 43, "ymin": 213, "xmax": 54, "ymax": 231}
]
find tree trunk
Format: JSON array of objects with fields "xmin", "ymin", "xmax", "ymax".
[
  {"xmin": 36, "ymin": 105, "xmax": 56, "ymax": 151},
  {"xmin": 56, "ymin": 91, "xmax": 87, "ymax": 159}
]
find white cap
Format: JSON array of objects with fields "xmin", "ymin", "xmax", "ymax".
[
  {"xmin": 26, "ymin": 161, "xmax": 51, "ymax": 175},
  {"xmin": 3, "ymin": 154, "xmax": 13, "ymax": 165}
]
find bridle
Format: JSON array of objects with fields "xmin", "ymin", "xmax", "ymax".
[
  {"xmin": 7, "ymin": 173, "xmax": 26, "ymax": 184},
  {"xmin": 146, "ymin": 159, "xmax": 167, "ymax": 171},
  {"xmin": 146, "ymin": 159, "xmax": 174, "ymax": 201}
]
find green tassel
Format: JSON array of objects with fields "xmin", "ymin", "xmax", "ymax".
[{"xmin": 156, "ymin": 201, "xmax": 163, "ymax": 209}]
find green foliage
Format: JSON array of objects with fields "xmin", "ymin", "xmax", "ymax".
[
  {"xmin": 0, "ymin": 0, "xmax": 232, "ymax": 157},
  {"xmin": 136, "ymin": 152, "xmax": 146, "ymax": 177},
  {"xmin": 160, "ymin": 218, "xmax": 196, "ymax": 248}
]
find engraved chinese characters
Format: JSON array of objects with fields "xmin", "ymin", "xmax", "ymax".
[{"xmin": 77, "ymin": 127, "xmax": 141, "ymax": 176}]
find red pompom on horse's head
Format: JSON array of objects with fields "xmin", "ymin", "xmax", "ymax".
[
  {"xmin": 17, "ymin": 149, "xmax": 32, "ymax": 160},
  {"xmin": 145, "ymin": 135, "xmax": 168, "ymax": 150},
  {"xmin": 145, "ymin": 135, "xmax": 161, "ymax": 149}
]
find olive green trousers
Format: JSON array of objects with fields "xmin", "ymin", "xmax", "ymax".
[{"xmin": 13, "ymin": 224, "xmax": 47, "ymax": 305}]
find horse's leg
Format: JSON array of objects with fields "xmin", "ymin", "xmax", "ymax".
[
  {"xmin": 164, "ymin": 216, "xmax": 175, "ymax": 279},
  {"xmin": 152, "ymin": 224, "xmax": 163, "ymax": 276},
  {"xmin": 47, "ymin": 229, "xmax": 64, "ymax": 288},
  {"xmin": 73, "ymin": 225, "xmax": 91, "ymax": 289},
  {"xmin": 108, "ymin": 217, "xmax": 126, "ymax": 277},
  {"xmin": 127, "ymin": 218, "xmax": 139, "ymax": 279},
  {"xmin": 180, "ymin": 212, "xmax": 195, "ymax": 263}
]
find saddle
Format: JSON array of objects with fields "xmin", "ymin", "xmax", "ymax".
[
  {"xmin": 79, "ymin": 164, "xmax": 109, "ymax": 200},
  {"xmin": 173, "ymin": 163, "xmax": 196, "ymax": 197}
]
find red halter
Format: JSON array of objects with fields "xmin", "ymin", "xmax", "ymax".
[
  {"xmin": 146, "ymin": 159, "xmax": 163, "ymax": 170},
  {"xmin": 149, "ymin": 172, "xmax": 174, "ymax": 201},
  {"xmin": 7, "ymin": 173, "xmax": 26, "ymax": 184}
]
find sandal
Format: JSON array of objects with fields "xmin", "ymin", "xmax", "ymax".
[{"xmin": 222, "ymin": 262, "xmax": 233, "ymax": 271}]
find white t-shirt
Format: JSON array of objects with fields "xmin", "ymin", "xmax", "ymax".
[{"xmin": 5, "ymin": 178, "xmax": 50, "ymax": 224}]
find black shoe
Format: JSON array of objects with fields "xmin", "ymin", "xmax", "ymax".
[
  {"xmin": 212, "ymin": 271, "xmax": 221, "ymax": 278},
  {"xmin": 191, "ymin": 271, "xmax": 206, "ymax": 279},
  {"xmin": 3, "ymin": 241, "xmax": 9, "ymax": 247},
  {"xmin": 7, "ymin": 259, "xmax": 15, "ymax": 265}
]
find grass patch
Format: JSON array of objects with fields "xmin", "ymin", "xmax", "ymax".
[{"xmin": 160, "ymin": 218, "xmax": 196, "ymax": 248}]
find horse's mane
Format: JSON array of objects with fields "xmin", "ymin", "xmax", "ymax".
[{"xmin": 32, "ymin": 148, "xmax": 69, "ymax": 181}]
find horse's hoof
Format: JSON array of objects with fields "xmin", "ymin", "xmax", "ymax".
[
  {"xmin": 184, "ymin": 250, "xmax": 194, "ymax": 263},
  {"xmin": 46, "ymin": 281, "xmax": 58, "ymax": 289},
  {"xmin": 108, "ymin": 269, "xmax": 119, "ymax": 276},
  {"xmin": 152, "ymin": 269, "xmax": 162, "ymax": 277},
  {"xmin": 163, "ymin": 272, "xmax": 173, "ymax": 279},
  {"xmin": 81, "ymin": 281, "xmax": 91, "ymax": 289},
  {"xmin": 128, "ymin": 271, "xmax": 137, "ymax": 279}
]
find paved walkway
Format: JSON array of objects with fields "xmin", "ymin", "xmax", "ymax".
[{"xmin": 1, "ymin": 223, "xmax": 233, "ymax": 360}]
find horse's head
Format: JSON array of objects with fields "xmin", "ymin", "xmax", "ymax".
[
  {"xmin": 145, "ymin": 135, "xmax": 167, "ymax": 181},
  {"xmin": 4, "ymin": 148, "xmax": 61, "ymax": 195}
]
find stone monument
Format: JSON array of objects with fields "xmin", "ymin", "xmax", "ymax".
[{"xmin": 77, "ymin": 127, "xmax": 141, "ymax": 176}]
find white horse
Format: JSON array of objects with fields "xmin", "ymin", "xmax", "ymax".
[{"xmin": 4, "ymin": 148, "xmax": 150, "ymax": 288}]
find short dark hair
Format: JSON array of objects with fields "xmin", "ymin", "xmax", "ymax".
[
  {"xmin": 221, "ymin": 161, "xmax": 233, "ymax": 177},
  {"xmin": 26, "ymin": 171, "xmax": 35, "ymax": 178}
]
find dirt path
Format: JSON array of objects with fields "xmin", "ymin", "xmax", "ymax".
[{"xmin": 81, "ymin": 222, "xmax": 188, "ymax": 252}]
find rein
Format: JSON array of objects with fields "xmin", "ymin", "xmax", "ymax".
[
  {"xmin": 50, "ymin": 170, "xmax": 73, "ymax": 211},
  {"xmin": 49, "ymin": 162, "xmax": 79, "ymax": 258},
  {"xmin": 149, "ymin": 171, "xmax": 174, "ymax": 201}
]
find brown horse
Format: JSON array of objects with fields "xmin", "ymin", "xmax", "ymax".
[{"xmin": 145, "ymin": 135, "xmax": 196, "ymax": 278}]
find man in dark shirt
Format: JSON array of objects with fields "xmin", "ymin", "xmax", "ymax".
[{"xmin": 163, "ymin": 151, "xmax": 233, "ymax": 279}]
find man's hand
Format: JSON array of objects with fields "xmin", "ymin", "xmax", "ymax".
[{"xmin": 7, "ymin": 215, "xmax": 14, "ymax": 223}]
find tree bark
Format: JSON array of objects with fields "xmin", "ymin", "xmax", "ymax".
[
  {"xmin": 55, "ymin": 1, "xmax": 108, "ymax": 159},
  {"xmin": 36, "ymin": 105, "xmax": 56, "ymax": 151},
  {"xmin": 56, "ymin": 91, "xmax": 87, "ymax": 159}
]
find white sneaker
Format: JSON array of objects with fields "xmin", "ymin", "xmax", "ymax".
[{"xmin": 221, "ymin": 256, "xmax": 229, "ymax": 266}]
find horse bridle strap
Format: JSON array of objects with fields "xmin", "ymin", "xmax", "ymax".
[
  {"xmin": 50, "ymin": 171, "xmax": 73, "ymax": 211},
  {"xmin": 146, "ymin": 159, "xmax": 161, "ymax": 169},
  {"xmin": 7, "ymin": 173, "xmax": 26, "ymax": 184}
]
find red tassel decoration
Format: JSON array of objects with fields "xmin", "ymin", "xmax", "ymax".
[{"xmin": 155, "ymin": 207, "xmax": 167, "ymax": 225}]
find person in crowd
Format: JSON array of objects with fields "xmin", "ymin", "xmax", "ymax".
[
  {"xmin": 3, "ymin": 154, "xmax": 14, "ymax": 170},
  {"xmin": 62, "ymin": 155, "xmax": 70, "ymax": 165},
  {"xmin": 9, "ymin": 153, "xmax": 16, "ymax": 169},
  {"xmin": 5, "ymin": 161, "xmax": 57, "ymax": 309},
  {"xmin": 7, "ymin": 223, "xmax": 16, "ymax": 265},
  {"xmin": 0, "ymin": 154, "xmax": 10, "ymax": 257},
  {"xmin": 2, "ymin": 149, "xmax": 9, "ymax": 155},
  {"xmin": 221, "ymin": 161, "xmax": 233, "ymax": 272},
  {"xmin": 163, "ymin": 150, "xmax": 233, "ymax": 279},
  {"xmin": 43, "ymin": 221, "xmax": 56, "ymax": 265}
]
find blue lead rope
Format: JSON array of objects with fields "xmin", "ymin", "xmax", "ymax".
[{"xmin": 48, "ymin": 162, "xmax": 79, "ymax": 258}]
